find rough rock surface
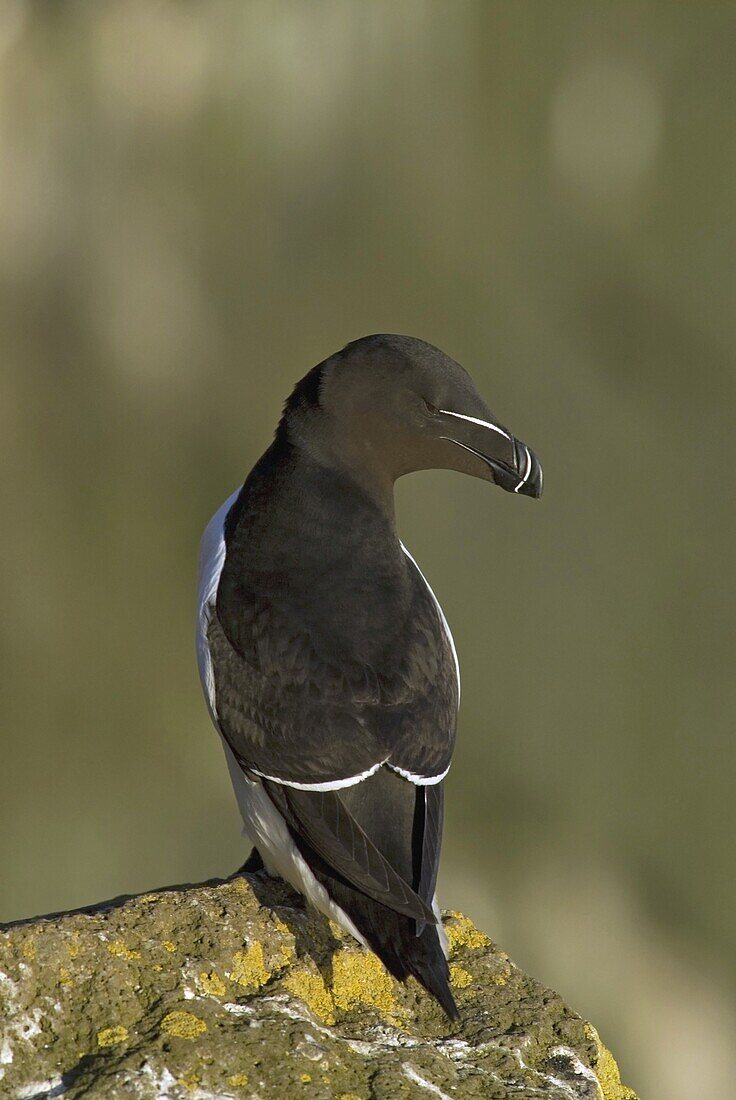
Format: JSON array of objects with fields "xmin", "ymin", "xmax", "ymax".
[{"xmin": 0, "ymin": 873, "xmax": 638, "ymax": 1099}]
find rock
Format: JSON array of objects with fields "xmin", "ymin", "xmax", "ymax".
[{"xmin": 0, "ymin": 874, "xmax": 638, "ymax": 1099}]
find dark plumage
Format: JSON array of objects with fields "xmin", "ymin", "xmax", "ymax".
[{"xmin": 197, "ymin": 334, "xmax": 541, "ymax": 1020}]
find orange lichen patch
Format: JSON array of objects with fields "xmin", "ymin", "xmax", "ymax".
[
  {"xmin": 331, "ymin": 950, "xmax": 397, "ymax": 1017},
  {"xmin": 199, "ymin": 970, "xmax": 226, "ymax": 997},
  {"xmin": 449, "ymin": 965, "xmax": 473, "ymax": 989},
  {"xmin": 300, "ymin": 1073, "xmax": 312, "ymax": 1082},
  {"xmin": 160, "ymin": 1010, "xmax": 207, "ymax": 1039},
  {"xmin": 283, "ymin": 968, "xmax": 336, "ymax": 1025},
  {"xmin": 178, "ymin": 1073, "xmax": 200, "ymax": 1091},
  {"xmin": 228, "ymin": 1074, "xmax": 249, "ymax": 1087},
  {"xmin": 162, "ymin": 940, "xmax": 177, "ymax": 953},
  {"xmin": 106, "ymin": 940, "xmax": 141, "ymax": 960},
  {"xmin": 445, "ymin": 913, "xmax": 491, "ymax": 954},
  {"xmin": 229, "ymin": 943, "xmax": 271, "ymax": 991},
  {"xmin": 97, "ymin": 1025, "xmax": 129, "ymax": 1047},
  {"xmin": 21, "ymin": 938, "xmax": 36, "ymax": 961},
  {"xmin": 67, "ymin": 938, "xmax": 80, "ymax": 960}
]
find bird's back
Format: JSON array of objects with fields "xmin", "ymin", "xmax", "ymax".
[{"xmin": 199, "ymin": 437, "xmax": 459, "ymax": 1016}]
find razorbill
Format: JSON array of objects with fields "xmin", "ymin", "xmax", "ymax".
[{"xmin": 197, "ymin": 334, "xmax": 542, "ymax": 1019}]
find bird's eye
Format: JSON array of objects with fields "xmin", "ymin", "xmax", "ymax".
[{"xmin": 422, "ymin": 399, "xmax": 439, "ymax": 416}]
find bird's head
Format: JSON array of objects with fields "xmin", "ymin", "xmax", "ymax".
[{"xmin": 280, "ymin": 334, "xmax": 542, "ymax": 501}]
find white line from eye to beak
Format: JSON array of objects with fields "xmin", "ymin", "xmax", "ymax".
[
  {"xmin": 514, "ymin": 444, "xmax": 532, "ymax": 493},
  {"xmin": 438, "ymin": 409, "xmax": 511, "ymax": 441}
]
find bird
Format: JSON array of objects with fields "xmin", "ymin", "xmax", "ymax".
[{"xmin": 196, "ymin": 334, "xmax": 542, "ymax": 1020}]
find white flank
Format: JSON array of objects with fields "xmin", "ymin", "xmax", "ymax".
[
  {"xmin": 196, "ymin": 488, "xmax": 240, "ymax": 721},
  {"xmin": 220, "ymin": 737, "xmax": 368, "ymax": 948},
  {"xmin": 439, "ymin": 408, "xmax": 511, "ymax": 441}
]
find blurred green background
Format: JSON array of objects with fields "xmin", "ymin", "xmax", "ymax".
[{"xmin": 1, "ymin": 2, "xmax": 734, "ymax": 1094}]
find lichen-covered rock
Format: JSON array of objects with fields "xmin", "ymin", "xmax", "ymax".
[{"xmin": 0, "ymin": 874, "xmax": 637, "ymax": 1099}]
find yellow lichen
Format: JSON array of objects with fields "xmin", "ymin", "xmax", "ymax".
[
  {"xmin": 300, "ymin": 1073, "xmax": 312, "ymax": 1083},
  {"xmin": 228, "ymin": 876, "xmax": 251, "ymax": 896},
  {"xmin": 339, "ymin": 1094, "xmax": 362, "ymax": 1100},
  {"xmin": 67, "ymin": 939, "xmax": 80, "ymax": 960},
  {"xmin": 445, "ymin": 912, "xmax": 491, "ymax": 954},
  {"xmin": 449, "ymin": 964, "xmax": 473, "ymax": 989},
  {"xmin": 162, "ymin": 940, "xmax": 177, "ymax": 953},
  {"xmin": 491, "ymin": 960, "xmax": 512, "ymax": 986},
  {"xmin": 152, "ymin": 963, "xmax": 163, "ymax": 972},
  {"xmin": 138, "ymin": 894, "xmax": 159, "ymax": 904},
  {"xmin": 228, "ymin": 1074, "xmax": 249, "ymax": 1087},
  {"xmin": 97, "ymin": 1025, "xmax": 129, "ymax": 1048},
  {"xmin": 229, "ymin": 942, "xmax": 271, "ymax": 991},
  {"xmin": 58, "ymin": 966, "xmax": 74, "ymax": 988},
  {"xmin": 268, "ymin": 919, "xmax": 294, "ymax": 963},
  {"xmin": 199, "ymin": 970, "xmax": 227, "ymax": 997},
  {"xmin": 328, "ymin": 919, "xmax": 350, "ymax": 941},
  {"xmin": 331, "ymin": 950, "xmax": 397, "ymax": 1017},
  {"xmin": 279, "ymin": 943, "xmax": 296, "ymax": 964},
  {"xmin": 22, "ymin": 939, "xmax": 36, "ymax": 960},
  {"xmin": 106, "ymin": 940, "xmax": 141, "ymax": 960},
  {"xmin": 283, "ymin": 967, "xmax": 336, "ymax": 1025},
  {"xmin": 160, "ymin": 1010, "xmax": 208, "ymax": 1039},
  {"xmin": 272, "ymin": 919, "xmax": 296, "ymax": 963},
  {"xmin": 178, "ymin": 1073, "xmax": 199, "ymax": 1091},
  {"xmin": 585, "ymin": 1023, "xmax": 640, "ymax": 1100}
]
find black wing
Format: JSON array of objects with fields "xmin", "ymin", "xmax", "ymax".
[
  {"xmin": 206, "ymin": 553, "xmax": 458, "ymax": 786},
  {"xmin": 203, "ymin": 475, "xmax": 457, "ymax": 927},
  {"xmin": 262, "ymin": 779, "xmax": 435, "ymax": 924},
  {"xmin": 262, "ymin": 766, "xmax": 455, "ymax": 1017}
]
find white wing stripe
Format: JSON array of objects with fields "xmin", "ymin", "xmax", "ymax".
[
  {"xmin": 251, "ymin": 759, "xmax": 387, "ymax": 792},
  {"xmin": 388, "ymin": 762, "xmax": 451, "ymax": 786}
]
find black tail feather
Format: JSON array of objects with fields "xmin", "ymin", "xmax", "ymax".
[
  {"xmin": 307, "ymin": 858, "xmax": 458, "ymax": 1021},
  {"xmin": 257, "ymin": 771, "xmax": 458, "ymax": 1019},
  {"xmin": 406, "ymin": 935, "xmax": 459, "ymax": 1021}
]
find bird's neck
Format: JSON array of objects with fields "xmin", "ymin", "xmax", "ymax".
[
  {"xmin": 223, "ymin": 437, "xmax": 413, "ymax": 661},
  {"xmin": 282, "ymin": 418, "xmax": 398, "ymax": 522},
  {"xmin": 230, "ymin": 436, "xmax": 401, "ymax": 573}
]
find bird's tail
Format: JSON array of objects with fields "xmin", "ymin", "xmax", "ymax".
[
  {"xmin": 261, "ymin": 775, "xmax": 459, "ymax": 1020},
  {"xmin": 315, "ymin": 870, "xmax": 458, "ymax": 1020},
  {"xmin": 396, "ymin": 923, "xmax": 458, "ymax": 1021}
]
